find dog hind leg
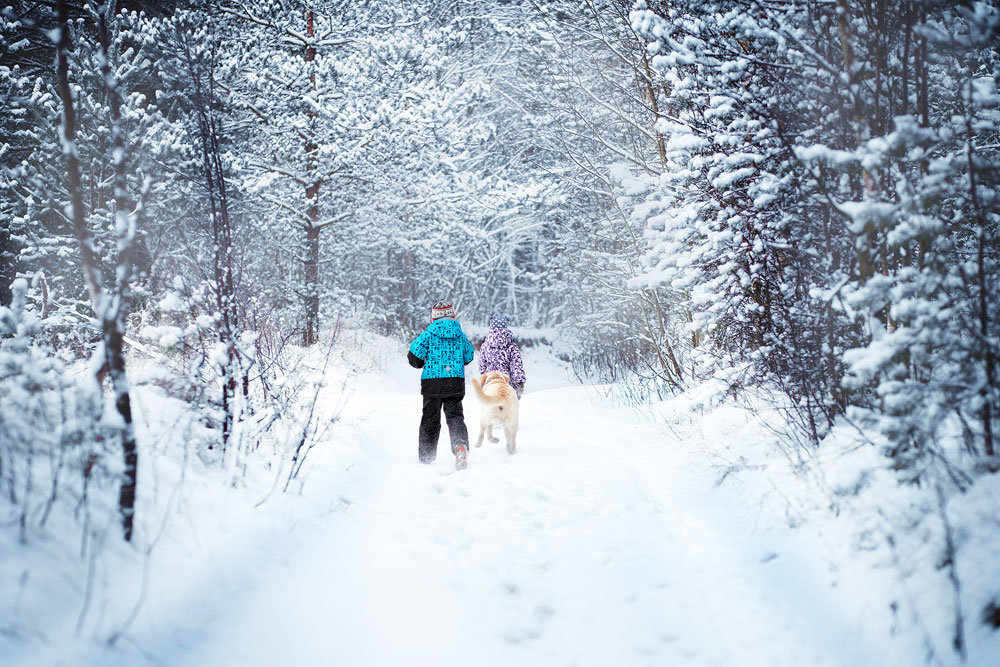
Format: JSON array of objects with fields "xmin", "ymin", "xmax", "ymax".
[{"xmin": 505, "ymin": 424, "xmax": 517, "ymax": 454}]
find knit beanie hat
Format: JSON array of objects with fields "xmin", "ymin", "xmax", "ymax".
[
  {"xmin": 431, "ymin": 300, "xmax": 456, "ymax": 320},
  {"xmin": 488, "ymin": 315, "xmax": 510, "ymax": 329}
]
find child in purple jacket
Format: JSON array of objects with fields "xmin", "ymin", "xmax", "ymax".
[{"xmin": 478, "ymin": 315, "xmax": 526, "ymax": 398}]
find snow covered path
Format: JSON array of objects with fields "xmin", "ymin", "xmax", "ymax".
[{"xmin": 158, "ymin": 351, "xmax": 879, "ymax": 667}]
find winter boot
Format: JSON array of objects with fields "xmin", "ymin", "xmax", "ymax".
[{"xmin": 455, "ymin": 445, "xmax": 468, "ymax": 471}]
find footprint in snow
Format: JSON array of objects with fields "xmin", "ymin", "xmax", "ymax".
[
  {"xmin": 502, "ymin": 626, "xmax": 543, "ymax": 644},
  {"xmin": 534, "ymin": 605, "xmax": 555, "ymax": 621}
]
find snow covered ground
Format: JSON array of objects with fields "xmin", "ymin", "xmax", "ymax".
[{"xmin": 3, "ymin": 338, "xmax": 996, "ymax": 666}]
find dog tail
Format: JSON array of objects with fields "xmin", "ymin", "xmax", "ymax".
[{"xmin": 469, "ymin": 376, "xmax": 504, "ymax": 405}]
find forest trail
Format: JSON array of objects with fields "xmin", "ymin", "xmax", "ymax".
[{"xmin": 157, "ymin": 350, "xmax": 871, "ymax": 667}]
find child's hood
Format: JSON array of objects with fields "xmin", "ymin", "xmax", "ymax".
[
  {"xmin": 484, "ymin": 325, "xmax": 514, "ymax": 348},
  {"xmin": 427, "ymin": 318, "xmax": 465, "ymax": 339}
]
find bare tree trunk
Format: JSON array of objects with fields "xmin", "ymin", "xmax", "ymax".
[
  {"xmin": 57, "ymin": 0, "xmax": 139, "ymax": 541},
  {"xmin": 99, "ymin": 4, "xmax": 140, "ymax": 542},
  {"xmin": 303, "ymin": 5, "xmax": 321, "ymax": 346},
  {"xmin": 304, "ymin": 219, "xmax": 319, "ymax": 345},
  {"xmin": 55, "ymin": 0, "xmax": 100, "ymax": 306}
]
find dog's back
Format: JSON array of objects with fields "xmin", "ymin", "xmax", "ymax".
[{"xmin": 470, "ymin": 372, "xmax": 519, "ymax": 453}]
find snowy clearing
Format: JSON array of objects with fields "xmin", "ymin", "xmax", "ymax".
[{"xmin": 6, "ymin": 344, "xmax": 967, "ymax": 667}]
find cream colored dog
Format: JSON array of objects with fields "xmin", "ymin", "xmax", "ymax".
[{"xmin": 469, "ymin": 371, "xmax": 519, "ymax": 454}]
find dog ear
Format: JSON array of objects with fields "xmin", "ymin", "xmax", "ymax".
[
  {"xmin": 479, "ymin": 373, "xmax": 488, "ymax": 387},
  {"xmin": 502, "ymin": 372, "xmax": 510, "ymax": 383}
]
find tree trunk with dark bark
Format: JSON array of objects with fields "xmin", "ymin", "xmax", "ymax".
[{"xmin": 57, "ymin": 0, "xmax": 140, "ymax": 541}]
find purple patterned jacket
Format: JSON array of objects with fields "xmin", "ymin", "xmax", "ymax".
[{"xmin": 478, "ymin": 325, "xmax": 526, "ymax": 387}]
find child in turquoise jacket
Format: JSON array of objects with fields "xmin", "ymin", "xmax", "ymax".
[{"xmin": 407, "ymin": 300, "xmax": 475, "ymax": 469}]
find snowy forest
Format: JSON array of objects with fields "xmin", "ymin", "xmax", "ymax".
[{"xmin": 1, "ymin": 0, "xmax": 998, "ymax": 665}]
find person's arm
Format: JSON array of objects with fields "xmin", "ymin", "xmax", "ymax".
[
  {"xmin": 508, "ymin": 340, "xmax": 526, "ymax": 385},
  {"xmin": 408, "ymin": 333, "xmax": 427, "ymax": 369},
  {"xmin": 463, "ymin": 335, "xmax": 475, "ymax": 366}
]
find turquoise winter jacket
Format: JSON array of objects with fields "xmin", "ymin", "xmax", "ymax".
[{"xmin": 407, "ymin": 318, "xmax": 475, "ymax": 396}]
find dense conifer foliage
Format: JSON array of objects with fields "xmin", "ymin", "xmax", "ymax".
[{"xmin": 629, "ymin": 0, "xmax": 999, "ymax": 464}]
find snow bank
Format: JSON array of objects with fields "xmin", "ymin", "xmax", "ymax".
[{"xmin": 648, "ymin": 382, "xmax": 1000, "ymax": 667}]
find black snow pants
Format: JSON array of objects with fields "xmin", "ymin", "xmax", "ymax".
[{"xmin": 418, "ymin": 395, "xmax": 469, "ymax": 462}]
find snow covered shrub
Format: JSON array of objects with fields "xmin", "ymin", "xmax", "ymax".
[
  {"xmin": 134, "ymin": 279, "xmax": 261, "ymax": 452},
  {"xmin": 0, "ymin": 279, "xmax": 118, "ymax": 543},
  {"xmin": 838, "ymin": 106, "xmax": 1000, "ymax": 472},
  {"xmin": 133, "ymin": 277, "xmax": 345, "ymax": 490}
]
